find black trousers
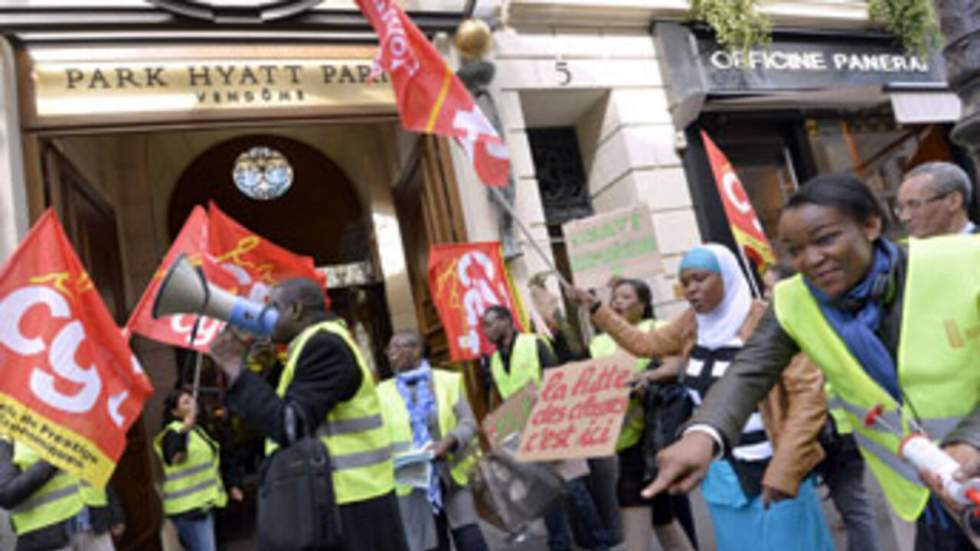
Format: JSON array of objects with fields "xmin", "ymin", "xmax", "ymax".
[{"xmin": 432, "ymin": 510, "xmax": 489, "ymax": 551}]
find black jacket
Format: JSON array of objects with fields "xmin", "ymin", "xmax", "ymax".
[
  {"xmin": 225, "ymin": 324, "xmax": 409, "ymax": 551},
  {"xmin": 0, "ymin": 440, "xmax": 124, "ymax": 551}
]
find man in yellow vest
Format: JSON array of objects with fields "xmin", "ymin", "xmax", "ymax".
[
  {"xmin": 0, "ymin": 439, "xmax": 125, "ymax": 551},
  {"xmin": 479, "ymin": 305, "xmax": 615, "ymax": 551},
  {"xmin": 209, "ymin": 277, "xmax": 408, "ymax": 551},
  {"xmin": 378, "ymin": 330, "xmax": 488, "ymax": 551}
]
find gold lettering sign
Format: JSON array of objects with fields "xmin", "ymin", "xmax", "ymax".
[{"xmin": 23, "ymin": 45, "xmax": 397, "ymax": 128}]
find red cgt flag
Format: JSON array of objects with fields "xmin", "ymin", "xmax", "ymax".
[
  {"xmin": 0, "ymin": 210, "xmax": 153, "ymax": 487},
  {"xmin": 356, "ymin": 0, "xmax": 510, "ymax": 187},
  {"xmin": 701, "ymin": 130, "xmax": 777, "ymax": 273},
  {"xmin": 208, "ymin": 202, "xmax": 324, "ymax": 308},
  {"xmin": 126, "ymin": 206, "xmax": 235, "ymax": 351},
  {"xmin": 428, "ymin": 242, "xmax": 524, "ymax": 361}
]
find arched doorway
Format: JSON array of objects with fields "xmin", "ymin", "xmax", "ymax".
[
  {"xmin": 165, "ymin": 134, "xmax": 393, "ymax": 546},
  {"xmin": 168, "ymin": 134, "xmax": 370, "ymax": 265}
]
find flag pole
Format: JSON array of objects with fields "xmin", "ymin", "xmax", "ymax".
[
  {"xmin": 735, "ymin": 245, "xmax": 763, "ymax": 298},
  {"xmin": 489, "ymin": 187, "xmax": 573, "ymax": 289}
]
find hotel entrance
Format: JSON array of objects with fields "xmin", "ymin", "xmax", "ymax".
[{"xmin": 6, "ymin": 36, "xmax": 469, "ymax": 549}]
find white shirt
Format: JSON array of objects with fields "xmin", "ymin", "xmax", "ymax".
[{"xmin": 961, "ymin": 221, "xmax": 977, "ymax": 235}]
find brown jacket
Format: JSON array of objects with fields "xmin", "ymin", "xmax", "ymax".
[{"xmin": 593, "ymin": 301, "xmax": 827, "ymax": 496}]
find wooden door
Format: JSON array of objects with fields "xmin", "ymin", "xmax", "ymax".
[
  {"xmin": 392, "ymin": 137, "xmax": 491, "ymax": 420},
  {"xmin": 42, "ymin": 144, "xmax": 163, "ymax": 551}
]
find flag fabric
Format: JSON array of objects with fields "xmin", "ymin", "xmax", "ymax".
[
  {"xmin": 701, "ymin": 130, "xmax": 777, "ymax": 272},
  {"xmin": 355, "ymin": 0, "xmax": 510, "ymax": 187},
  {"xmin": 207, "ymin": 202, "xmax": 324, "ymax": 308},
  {"xmin": 427, "ymin": 242, "xmax": 524, "ymax": 361},
  {"xmin": 0, "ymin": 210, "xmax": 153, "ymax": 486},
  {"xmin": 126, "ymin": 206, "xmax": 234, "ymax": 351}
]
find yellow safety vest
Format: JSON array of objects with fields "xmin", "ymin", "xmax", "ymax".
[
  {"xmin": 9, "ymin": 443, "xmax": 85, "ymax": 536},
  {"xmin": 490, "ymin": 333, "xmax": 551, "ymax": 400},
  {"xmin": 268, "ymin": 320, "xmax": 394, "ymax": 505},
  {"xmin": 773, "ymin": 234, "xmax": 980, "ymax": 522},
  {"xmin": 377, "ymin": 369, "xmax": 480, "ymax": 496},
  {"xmin": 153, "ymin": 422, "xmax": 227, "ymax": 516},
  {"xmin": 590, "ymin": 319, "xmax": 663, "ymax": 451}
]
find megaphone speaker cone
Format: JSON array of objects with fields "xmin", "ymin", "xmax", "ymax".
[{"xmin": 152, "ymin": 253, "xmax": 209, "ymax": 319}]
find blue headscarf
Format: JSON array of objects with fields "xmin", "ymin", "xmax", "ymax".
[
  {"xmin": 394, "ymin": 360, "xmax": 442, "ymax": 511},
  {"xmin": 805, "ymin": 239, "xmax": 902, "ymax": 401}
]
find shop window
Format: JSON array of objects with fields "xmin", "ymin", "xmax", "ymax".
[{"xmin": 806, "ymin": 118, "xmax": 955, "ymax": 238}]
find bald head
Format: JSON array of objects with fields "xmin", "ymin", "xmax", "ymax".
[
  {"xmin": 274, "ymin": 278, "xmax": 326, "ymax": 313},
  {"xmin": 267, "ymin": 277, "xmax": 326, "ymax": 343},
  {"xmin": 387, "ymin": 329, "xmax": 424, "ymax": 373}
]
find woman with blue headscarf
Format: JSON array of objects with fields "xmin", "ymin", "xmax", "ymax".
[{"xmin": 572, "ymin": 243, "xmax": 833, "ymax": 551}]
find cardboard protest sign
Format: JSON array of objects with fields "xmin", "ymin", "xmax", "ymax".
[
  {"xmin": 562, "ymin": 205, "xmax": 663, "ymax": 289},
  {"xmin": 516, "ymin": 356, "xmax": 632, "ymax": 462},
  {"xmin": 482, "ymin": 383, "xmax": 537, "ymax": 447}
]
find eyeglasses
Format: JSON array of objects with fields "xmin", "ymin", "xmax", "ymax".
[{"xmin": 894, "ymin": 191, "xmax": 951, "ymax": 217}]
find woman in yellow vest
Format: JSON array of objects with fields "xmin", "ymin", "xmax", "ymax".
[
  {"xmin": 0, "ymin": 439, "xmax": 125, "ymax": 551},
  {"xmin": 643, "ymin": 174, "xmax": 980, "ymax": 551},
  {"xmin": 378, "ymin": 330, "xmax": 488, "ymax": 551},
  {"xmin": 574, "ymin": 246, "xmax": 832, "ymax": 551},
  {"xmin": 588, "ymin": 278, "xmax": 696, "ymax": 551},
  {"xmin": 154, "ymin": 390, "xmax": 242, "ymax": 551}
]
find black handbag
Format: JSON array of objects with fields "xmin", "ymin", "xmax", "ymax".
[
  {"xmin": 257, "ymin": 404, "xmax": 343, "ymax": 551},
  {"xmin": 642, "ymin": 382, "xmax": 695, "ymax": 483}
]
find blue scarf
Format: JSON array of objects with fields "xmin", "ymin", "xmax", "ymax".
[
  {"xmin": 394, "ymin": 360, "xmax": 442, "ymax": 511},
  {"xmin": 805, "ymin": 239, "xmax": 903, "ymax": 402}
]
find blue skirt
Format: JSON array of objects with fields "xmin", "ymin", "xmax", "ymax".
[{"xmin": 701, "ymin": 460, "xmax": 834, "ymax": 551}]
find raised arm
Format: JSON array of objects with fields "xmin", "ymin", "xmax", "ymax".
[
  {"xmin": 591, "ymin": 305, "xmax": 694, "ymax": 359},
  {"xmin": 224, "ymin": 331, "xmax": 362, "ymax": 446}
]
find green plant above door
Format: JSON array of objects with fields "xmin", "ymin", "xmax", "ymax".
[{"xmin": 690, "ymin": 0, "xmax": 942, "ymax": 58}]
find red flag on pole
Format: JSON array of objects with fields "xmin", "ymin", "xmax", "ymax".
[
  {"xmin": 126, "ymin": 206, "xmax": 234, "ymax": 351},
  {"xmin": 355, "ymin": 0, "xmax": 510, "ymax": 187},
  {"xmin": 0, "ymin": 210, "xmax": 153, "ymax": 486},
  {"xmin": 207, "ymin": 202, "xmax": 325, "ymax": 307},
  {"xmin": 701, "ymin": 130, "xmax": 777, "ymax": 273},
  {"xmin": 427, "ymin": 242, "xmax": 524, "ymax": 361}
]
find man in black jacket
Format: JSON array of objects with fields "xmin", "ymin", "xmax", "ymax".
[
  {"xmin": 209, "ymin": 277, "xmax": 408, "ymax": 551},
  {"xmin": 0, "ymin": 439, "xmax": 124, "ymax": 551}
]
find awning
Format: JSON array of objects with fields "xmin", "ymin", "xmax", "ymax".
[{"xmin": 890, "ymin": 91, "xmax": 962, "ymax": 124}]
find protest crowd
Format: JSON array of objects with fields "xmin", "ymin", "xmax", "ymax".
[{"xmin": 0, "ymin": 2, "xmax": 977, "ymax": 551}]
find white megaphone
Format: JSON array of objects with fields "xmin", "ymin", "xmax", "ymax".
[{"xmin": 152, "ymin": 253, "xmax": 280, "ymax": 337}]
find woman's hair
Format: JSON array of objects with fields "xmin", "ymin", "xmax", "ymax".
[
  {"xmin": 785, "ymin": 174, "xmax": 888, "ymax": 230},
  {"xmin": 613, "ymin": 278, "xmax": 654, "ymax": 320},
  {"xmin": 162, "ymin": 388, "xmax": 190, "ymax": 428}
]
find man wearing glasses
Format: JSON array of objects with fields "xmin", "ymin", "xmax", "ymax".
[{"xmin": 896, "ymin": 161, "xmax": 978, "ymax": 238}]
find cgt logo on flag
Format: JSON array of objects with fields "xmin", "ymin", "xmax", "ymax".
[
  {"xmin": 428, "ymin": 242, "xmax": 524, "ymax": 361},
  {"xmin": 0, "ymin": 211, "xmax": 152, "ymax": 487}
]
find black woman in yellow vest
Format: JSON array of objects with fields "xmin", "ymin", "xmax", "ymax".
[
  {"xmin": 208, "ymin": 278, "xmax": 409, "ymax": 551},
  {"xmin": 644, "ymin": 174, "xmax": 980, "ymax": 551},
  {"xmin": 0, "ymin": 439, "xmax": 125, "ymax": 551},
  {"xmin": 588, "ymin": 278, "xmax": 696, "ymax": 551},
  {"xmin": 154, "ymin": 389, "xmax": 242, "ymax": 551},
  {"xmin": 480, "ymin": 305, "xmax": 616, "ymax": 551}
]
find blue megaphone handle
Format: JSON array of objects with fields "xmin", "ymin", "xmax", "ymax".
[{"xmin": 228, "ymin": 299, "xmax": 280, "ymax": 337}]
